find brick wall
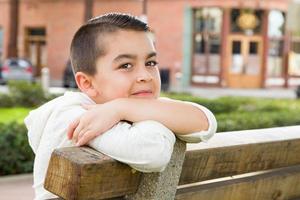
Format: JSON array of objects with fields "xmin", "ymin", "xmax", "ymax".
[
  {"xmin": 0, "ymin": 0, "xmax": 291, "ymax": 86},
  {"xmin": 18, "ymin": 0, "xmax": 83, "ymax": 83},
  {"xmin": 0, "ymin": 0, "xmax": 10, "ymax": 59}
]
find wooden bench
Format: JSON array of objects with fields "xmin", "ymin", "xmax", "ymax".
[{"xmin": 45, "ymin": 126, "xmax": 300, "ymax": 200}]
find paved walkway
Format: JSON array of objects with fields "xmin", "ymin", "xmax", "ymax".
[{"xmin": 0, "ymin": 174, "xmax": 34, "ymax": 200}]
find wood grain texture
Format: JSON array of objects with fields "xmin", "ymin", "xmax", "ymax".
[
  {"xmin": 179, "ymin": 138, "xmax": 300, "ymax": 185},
  {"xmin": 44, "ymin": 127, "xmax": 300, "ymax": 199},
  {"xmin": 176, "ymin": 165, "xmax": 300, "ymax": 200},
  {"xmin": 44, "ymin": 147, "xmax": 141, "ymax": 200}
]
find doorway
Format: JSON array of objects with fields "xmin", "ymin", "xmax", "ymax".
[
  {"xmin": 227, "ymin": 35, "xmax": 263, "ymax": 88},
  {"xmin": 25, "ymin": 28, "xmax": 47, "ymax": 77}
]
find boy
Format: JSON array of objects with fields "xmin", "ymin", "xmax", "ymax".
[{"xmin": 25, "ymin": 13, "xmax": 217, "ymax": 200}]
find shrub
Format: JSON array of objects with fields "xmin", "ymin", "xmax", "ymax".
[
  {"xmin": 0, "ymin": 81, "xmax": 59, "ymax": 108},
  {"xmin": 8, "ymin": 81, "xmax": 47, "ymax": 107},
  {"xmin": 163, "ymin": 92, "xmax": 300, "ymax": 132},
  {"xmin": 216, "ymin": 110, "xmax": 300, "ymax": 132},
  {"xmin": 0, "ymin": 94, "xmax": 15, "ymax": 107},
  {"xmin": 0, "ymin": 122, "xmax": 34, "ymax": 175},
  {"xmin": 162, "ymin": 93, "xmax": 241, "ymax": 113},
  {"xmin": 164, "ymin": 93, "xmax": 300, "ymax": 114}
]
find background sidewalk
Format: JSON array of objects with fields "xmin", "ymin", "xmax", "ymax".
[{"xmin": 0, "ymin": 174, "xmax": 34, "ymax": 200}]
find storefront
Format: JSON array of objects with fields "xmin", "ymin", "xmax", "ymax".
[
  {"xmin": 0, "ymin": 0, "xmax": 299, "ymax": 88},
  {"xmin": 189, "ymin": 5, "xmax": 300, "ymax": 88}
]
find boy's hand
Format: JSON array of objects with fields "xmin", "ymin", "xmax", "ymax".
[{"xmin": 67, "ymin": 102, "xmax": 121, "ymax": 146}]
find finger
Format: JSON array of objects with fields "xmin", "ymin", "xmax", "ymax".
[
  {"xmin": 78, "ymin": 128, "xmax": 88, "ymax": 142},
  {"xmin": 76, "ymin": 130, "xmax": 98, "ymax": 146},
  {"xmin": 67, "ymin": 118, "xmax": 80, "ymax": 139},
  {"xmin": 73, "ymin": 122, "xmax": 84, "ymax": 143},
  {"xmin": 81, "ymin": 104, "xmax": 96, "ymax": 110}
]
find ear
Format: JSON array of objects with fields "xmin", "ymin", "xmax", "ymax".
[{"xmin": 75, "ymin": 72, "xmax": 99, "ymax": 97}]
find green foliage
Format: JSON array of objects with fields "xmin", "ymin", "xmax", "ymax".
[
  {"xmin": 0, "ymin": 94, "xmax": 15, "ymax": 107},
  {"xmin": 0, "ymin": 81, "xmax": 59, "ymax": 108},
  {"xmin": 8, "ymin": 81, "xmax": 47, "ymax": 107},
  {"xmin": 0, "ymin": 122, "xmax": 34, "ymax": 175},
  {"xmin": 163, "ymin": 93, "xmax": 300, "ymax": 132},
  {"xmin": 162, "ymin": 93, "xmax": 250, "ymax": 113},
  {"xmin": 216, "ymin": 110, "xmax": 300, "ymax": 132}
]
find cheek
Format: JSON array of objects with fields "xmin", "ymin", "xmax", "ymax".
[
  {"xmin": 153, "ymin": 70, "xmax": 161, "ymax": 85},
  {"xmin": 152, "ymin": 70, "xmax": 161, "ymax": 96},
  {"xmin": 108, "ymin": 77, "xmax": 133, "ymax": 96}
]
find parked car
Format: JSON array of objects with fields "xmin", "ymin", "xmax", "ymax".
[
  {"xmin": 0, "ymin": 58, "xmax": 35, "ymax": 84},
  {"xmin": 63, "ymin": 60, "xmax": 77, "ymax": 88}
]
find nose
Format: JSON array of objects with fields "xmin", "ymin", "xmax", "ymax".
[{"xmin": 136, "ymin": 67, "xmax": 153, "ymax": 83}]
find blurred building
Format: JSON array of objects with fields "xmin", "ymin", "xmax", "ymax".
[{"xmin": 0, "ymin": 0, "xmax": 299, "ymax": 88}]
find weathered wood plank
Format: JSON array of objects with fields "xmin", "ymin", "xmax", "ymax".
[
  {"xmin": 47, "ymin": 197, "xmax": 125, "ymax": 200},
  {"xmin": 176, "ymin": 165, "xmax": 300, "ymax": 200},
  {"xmin": 44, "ymin": 147, "xmax": 141, "ymax": 200},
  {"xmin": 179, "ymin": 127, "xmax": 300, "ymax": 185},
  {"xmin": 45, "ymin": 140, "xmax": 186, "ymax": 200},
  {"xmin": 45, "ymin": 127, "xmax": 300, "ymax": 199}
]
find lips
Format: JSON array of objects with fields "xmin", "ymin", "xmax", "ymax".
[{"xmin": 132, "ymin": 90, "xmax": 153, "ymax": 97}]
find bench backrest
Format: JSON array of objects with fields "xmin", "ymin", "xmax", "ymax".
[{"xmin": 45, "ymin": 126, "xmax": 300, "ymax": 200}]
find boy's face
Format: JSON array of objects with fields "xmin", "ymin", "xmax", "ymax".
[{"xmin": 90, "ymin": 30, "xmax": 161, "ymax": 103}]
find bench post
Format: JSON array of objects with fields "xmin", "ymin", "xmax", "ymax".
[{"xmin": 126, "ymin": 139, "xmax": 186, "ymax": 200}]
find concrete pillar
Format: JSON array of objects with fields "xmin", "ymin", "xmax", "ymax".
[
  {"xmin": 181, "ymin": 6, "xmax": 193, "ymax": 90},
  {"xmin": 41, "ymin": 67, "xmax": 50, "ymax": 93},
  {"xmin": 126, "ymin": 139, "xmax": 186, "ymax": 200}
]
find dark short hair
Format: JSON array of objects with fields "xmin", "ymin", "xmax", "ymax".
[{"xmin": 70, "ymin": 13, "xmax": 150, "ymax": 75}]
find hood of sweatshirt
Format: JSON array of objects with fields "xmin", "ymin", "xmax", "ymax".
[{"xmin": 24, "ymin": 91, "xmax": 95, "ymax": 153}]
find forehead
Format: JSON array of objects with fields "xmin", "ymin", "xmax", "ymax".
[{"xmin": 99, "ymin": 30, "xmax": 156, "ymax": 59}]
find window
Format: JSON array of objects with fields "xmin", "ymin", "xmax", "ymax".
[
  {"xmin": 267, "ymin": 10, "xmax": 285, "ymax": 77},
  {"xmin": 28, "ymin": 28, "xmax": 46, "ymax": 36},
  {"xmin": 192, "ymin": 8, "xmax": 222, "ymax": 81},
  {"xmin": 25, "ymin": 27, "xmax": 47, "ymax": 76},
  {"xmin": 289, "ymin": 38, "xmax": 300, "ymax": 76}
]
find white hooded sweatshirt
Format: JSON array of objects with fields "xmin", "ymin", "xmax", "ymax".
[{"xmin": 24, "ymin": 91, "xmax": 217, "ymax": 200}]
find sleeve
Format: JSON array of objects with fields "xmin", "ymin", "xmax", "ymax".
[
  {"xmin": 159, "ymin": 97, "xmax": 217, "ymax": 143},
  {"xmin": 89, "ymin": 120, "xmax": 176, "ymax": 173},
  {"xmin": 30, "ymin": 106, "xmax": 86, "ymax": 200}
]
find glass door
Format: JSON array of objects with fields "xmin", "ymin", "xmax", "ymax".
[{"xmin": 228, "ymin": 35, "xmax": 262, "ymax": 88}]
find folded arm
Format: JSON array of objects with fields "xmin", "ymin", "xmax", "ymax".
[
  {"xmin": 115, "ymin": 98, "xmax": 209, "ymax": 134},
  {"xmin": 69, "ymin": 98, "xmax": 216, "ymax": 146},
  {"xmin": 89, "ymin": 120, "xmax": 176, "ymax": 172}
]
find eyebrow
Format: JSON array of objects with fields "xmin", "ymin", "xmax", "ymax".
[{"xmin": 113, "ymin": 52, "xmax": 157, "ymax": 62}]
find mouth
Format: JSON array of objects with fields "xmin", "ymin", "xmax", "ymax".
[{"xmin": 131, "ymin": 90, "xmax": 153, "ymax": 97}]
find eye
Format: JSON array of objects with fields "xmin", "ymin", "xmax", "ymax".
[
  {"xmin": 118, "ymin": 63, "xmax": 133, "ymax": 70},
  {"xmin": 146, "ymin": 61, "xmax": 158, "ymax": 67}
]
